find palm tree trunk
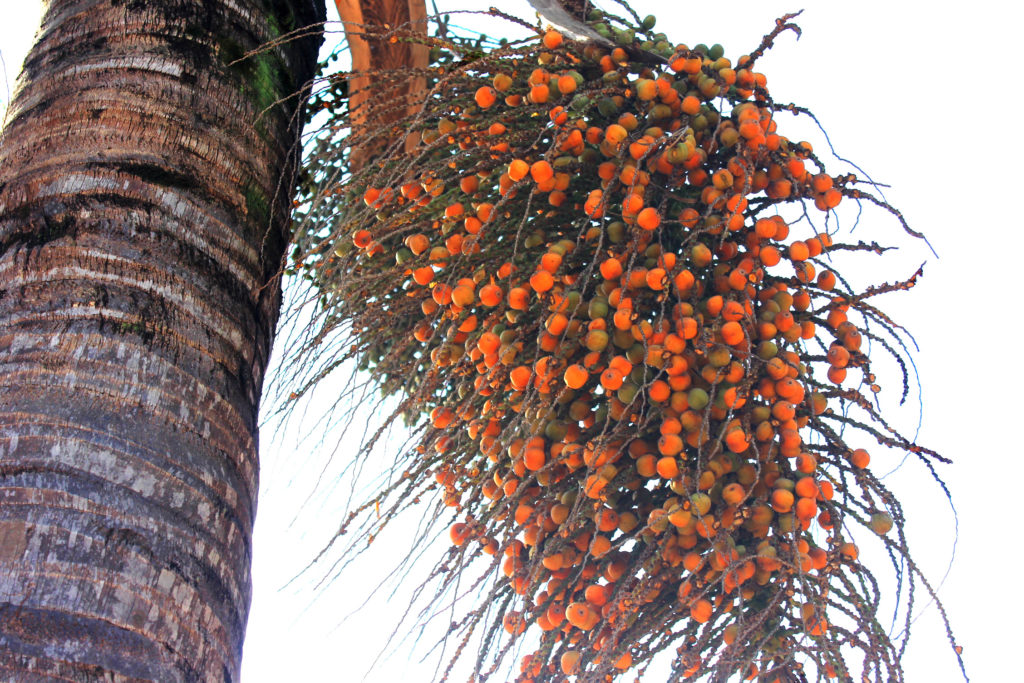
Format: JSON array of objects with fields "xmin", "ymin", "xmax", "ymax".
[
  {"xmin": 335, "ymin": 0, "xmax": 429, "ymax": 167},
  {"xmin": 0, "ymin": 0, "xmax": 324, "ymax": 680}
]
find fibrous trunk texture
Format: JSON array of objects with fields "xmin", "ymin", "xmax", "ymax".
[{"xmin": 0, "ymin": 0, "xmax": 323, "ymax": 680}]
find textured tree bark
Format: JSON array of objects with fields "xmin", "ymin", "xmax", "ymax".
[
  {"xmin": 335, "ymin": 0, "xmax": 429, "ymax": 168},
  {"xmin": 0, "ymin": 0, "xmax": 324, "ymax": 680}
]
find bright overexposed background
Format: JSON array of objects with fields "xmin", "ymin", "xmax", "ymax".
[{"xmin": 3, "ymin": 2, "xmax": 1021, "ymax": 681}]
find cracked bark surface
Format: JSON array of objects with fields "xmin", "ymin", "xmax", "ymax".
[{"xmin": 0, "ymin": 0, "xmax": 324, "ymax": 679}]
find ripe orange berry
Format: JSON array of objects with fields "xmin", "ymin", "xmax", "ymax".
[
  {"xmin": 542, "ymin": 30, "xmax": 563, "ymax": 49},
  {"xmin": 649, "ymin": 380, "xmax": 671, "ymax": 402},
  {"xmin": 530, "ymin": 270, "xmax": 554, "ymax": 292},
  {"xmin": 479, "ymin": 284, "xmax": 502, "ymax": 307},
  {"xmin": 724, "ymin": 429, "xmax": 749, "ymax": 454},
  {"xmin": 605, "ymin": 124, "xmax": 628, "ymax": 145},
  {"xmin": 412, "ymin": 266, "xmax": 434, "ymax": 285},
  {"xmin": 557, "ymin": 74, "xmax": 577, "ymax": 94},
  {"xmin": 656, "ymin": 456, "xmax": 680, "ymax": 479},
  {"xmin": 720, "ymin": 321, "xmax": 745, "ymax": 346},
  {"xmin": 508, "ymin": 159, "xmax": 529, "ymax": 182},
  {"xmin": 645, "ymin": 267, "xmax": 667, "ymax": 290},
  {"xmin": 795, "ymin": 497, "xmax": 817, "ymax": 521},
  {"xmin": 566, "ymin": 602, "xmax": 596, "ymax": 629},
  {"xmin": 352, "ymin": 229, "xmax": 372, "ymax": 248},
  {"xmin": 690, "ymin": 598, "xmax": 713, "ymax": 623},
  {"xmin": 509, "ymin": 365, "xmax": 532, "ymax": 390},
  {"xmin": 530, "ymin": 160, "xmax": 554, "ymax": 184},
  {"xmin": 564, "ymin": 364, "xmax": 588, "ymax": 389},
  {"xmin": 474, "ymin": 86, "xmax": 497, "ymax": 108},
  {"xmin": 789, "ymin": 240, "xmax": 810, "ymax": 262},
  {"xmin": 560, "ymin": 651, "xmax": 580, "ymax": 675},
  {"xmin": 622, "ymin": 193, "xmax": 644, "ymax": 217},
  {"xmin": 681, "ymin": 95, "xmax": 701, "ymax": 115},
  {"xmin": 722, "ymin": 483, "xmax": 746, "ymax": 505},
  {"xmin": 637, "ymin": 207, "xmax": 661, "ymax": 230},
  {"xmin": 850, "ymin": 448, "xmax": 870, "ymax": 469},
  {"xmin": 600, "ymin": 367, "xmax": 624, "ymax": 391},
  {"xmin": 449, "ymin": 522, "xmax": 471, "ymax": 545},
  {"xmin": 770, "ymin": 488, "xmax": 794, "ymax": 513},
  {"xmin": 827, "ymin": 344, "xmax": 850, "ymax": 368},
  {"xmin": 508, "ymin": 287, "xmax": 530, "ymax": 311}
]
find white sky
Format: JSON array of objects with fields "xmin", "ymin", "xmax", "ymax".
[{"xmin": 3, "ymin": 1, "xmax": 1022, "ymax": 681}]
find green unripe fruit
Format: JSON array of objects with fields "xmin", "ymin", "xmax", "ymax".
[
  {"xmin": 649, "ymin": 104, "xmax": 672, "ymax": 120},
  {"xmin": 598, "ymin": 97, "xmax": 619, "ymax": 117},
  {"xmin": 688, "ymin": 387, "xmax": 709, "ymax": 410},
  {"xmin": 667, "ymin": 143, "xmax": 692, "ymax": 164},
  {"xmin": 628, "ymin": 343, "xmax": 646, "ymax": 365},
  {"xmin": 544, "ymin": 420, "xmax": 567, "ymax": 441},
  {"xmin": 395, "ymin": 247, "xmax": 413, "ymax": 264},
  {"xmin": 698, "ymin": 77, "xmax": 720, "ymax": 98},
  {"xmin": 628, "ymin": 364, "xmax": 645, "ymax": 383},
  {"xmin": 690, "ymin": 493, "xmax": 712, "ymax": 516},
  {"xmin": 720, "ymin": 127, "xmax": 740, "ymax": 147},
  {"xmin": 556, "ymin": 389, "xmax": 576, "ymax": 405},
  {"xmin": 569, "ymin": 400, "xmax": 591, "ymax": 422},
  {"xmin": 585, "ymin": 329, "xmax": 609, "ymax": 351},
  {"xmin": 613, "ymin": 329, "xmax": 634, "ymax": 349},
  {"xmin": 570, "ymin": 94, "xmax": 591, "ymax": 112},
  {"xmin": 615, "ymin": 28, "xmax": 635, "ymax": 46},
  {"xmin": 870, "ymin": 512, "xmax": 894, "ymax": 535},
  {"xmin": 707, "ymin": 346, "xmax": 732, "ymax": 368},
  {"xmin": 588, "ymin": 296, "xmax": 609, "ymax": 320},
  {"xmin": 524, "ymin": 231, "xmax": 544, "ymax": 249},
  {"xmin": 578, "ymin": 147, "xmax": 600, "ymax": 165},
  {"xmin": 553, "ymin": 155, "xmax": 575, "ymax": 170},
  {"xmin": 757, "ymin": 341, "xmax": 779, "ymax": 360},
  {"xmin": 617, "ymin": 382, "xmax": 639, "ymax": 404}
]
